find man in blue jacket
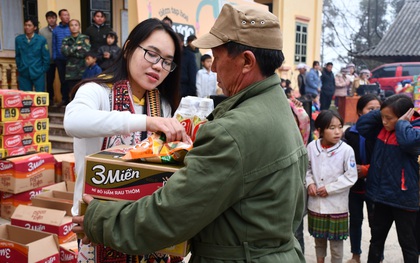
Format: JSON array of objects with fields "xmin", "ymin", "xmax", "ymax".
[
  {"xmin": 52, "ymin": 9, "xmax": 70, "ymax": 105},
  {"xmin": 305, "ymin": 60, "xmax": 321, "ymax": 99},
  {"xmin": 15, "ymin": 17, "xmax": 50, "ymax": 92}
]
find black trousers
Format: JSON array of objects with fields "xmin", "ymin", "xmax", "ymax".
[
  {"xmin": 55, "ymin": 59, "xmax": 68, "ymax": 103},
  {"xmin": 46, "ymin": 63, "xmax": 56, "ymax": 102},
  {"xmin": 320, "ymin": 91, "xmax": 334, "ymax": 110},
  {"xmin": 367, "ymin": 202, "xmax": 418, "ymax": 263}
]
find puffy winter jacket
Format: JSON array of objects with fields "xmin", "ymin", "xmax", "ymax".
[{"xmin": 357, "ymin": 110, "xmax": 420, "ymax": 210}]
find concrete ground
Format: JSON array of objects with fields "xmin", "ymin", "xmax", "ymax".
[
  {"xmin": 184, "ymin": 209, "xmax": 408, "ymax": 263},
  {"xmin": 303, "ymin": 211, "xmax": 407, "ymax": 263}
]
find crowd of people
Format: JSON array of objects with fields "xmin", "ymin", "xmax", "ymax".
[
  {"xmin": 13, "ymin": 4, "xmax": 419, "ymax": 263},
  {"xmin": 15, "ymin": 10, "xmax": 219, "ymax": 107},
  {"xmin": 283, "ymin": 61, "xmax": 377, "ymax": 112}
]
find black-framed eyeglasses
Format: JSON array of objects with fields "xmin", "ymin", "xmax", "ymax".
[{"xmin": 138, "ymin": 46, "xmax": 177, "ymax": 72}]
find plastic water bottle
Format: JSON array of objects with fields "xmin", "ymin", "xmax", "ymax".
[
  {"xmin": 174, "ymin": 97, "xmax": 194, "ymax": 136},
  {"xmin": 191, "ymin": 98, "xmax": 214, "ymax": 141}
]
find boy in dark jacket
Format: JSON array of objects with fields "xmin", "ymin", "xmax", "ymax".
[
  {"xmin": 82, "ymin": 51, "xmax": 102, "ymax": 79},
  {"xmin": 97, "ymin": 31, "xmax": 121, "ymax": 70}
]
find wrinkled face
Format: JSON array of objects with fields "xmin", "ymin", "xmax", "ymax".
[
  {"xmin": 211, "ymin": 46, "xmax": 243, "ymax": 96},
  {"xmin": 320, "ymin": 116, "xmax": 343, "ymax": 146},
  {"xmin": 127, "ymin": 29, "xmax": 174, "ymax": 93},
  {"xmin": 93, "ymin": 12, "xmax": 106, "ymax": 25},
  {"xmin": 360, "ymin": 100, "xmax": 381, "ymax": 116},
  {"xmin": 106, "ymin": 35, "xmax": 115, "ymax": 45},
  {"xmin": 46, "ymin": 16, "xmax": 57, "ymax": 27},
  {"xmin": 24, "ymin": 21, "xmax": 36, "ymax": 35},
  {"xmin": 85, "ymin": 56, "xmax": 96, "ymax": 66},
  {"xmin": 69, "ymin": 20, "xmax": 80, "ymax": 34},
  {"xmin": 381, "ymin": 106, "xmax": 398, "ymax": 131},
  {"xmin": 59, "ymin": 11, "xmax": 70, "ymax": 24}
]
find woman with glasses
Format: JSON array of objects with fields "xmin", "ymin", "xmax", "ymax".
[{"xmin": 64, "ymin": 18, "xmax": 187, "ymax": 263}]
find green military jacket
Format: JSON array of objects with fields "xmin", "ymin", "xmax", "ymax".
[
  {"xmin": 84, "ymin": 74, "xmax": 308, "ymax": 262},
  {"xmin": 61, "ymin": 33, "xmax": 90, "ymax": 80}
]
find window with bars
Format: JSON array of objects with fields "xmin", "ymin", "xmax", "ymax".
[{"xmin": 294, "ymin": 22, "xmax": 308, "ymax": 64}]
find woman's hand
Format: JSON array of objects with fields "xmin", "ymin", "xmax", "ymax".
[{"xmin": 146, "ymin": 117, "xmax": 188, "ymax": 142}]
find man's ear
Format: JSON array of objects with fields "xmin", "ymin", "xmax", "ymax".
[{"xmin": 242, "ymin": 50, "xmax": 256, "ymax": 74}]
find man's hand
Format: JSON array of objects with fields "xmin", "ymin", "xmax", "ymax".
[{"xmin": 72, "ymin": 194, "xmax": 95, "ymax": 245}]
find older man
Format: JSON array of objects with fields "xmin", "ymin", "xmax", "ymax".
[{"xmin": 73, "ymin": 4, "xmax": 307, "ymax": 262}]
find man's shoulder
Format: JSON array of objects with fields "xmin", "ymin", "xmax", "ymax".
[
  {"xmin": 15, "ymin": 34, "xmax": 25, "ymax": 41},
  {"xmin": 39, "ymin": 27, "xmax": 50, "ymax": 34},
  {"xmin": 35, "ymin": 34, "xmax": 47, "ymax": 41}
]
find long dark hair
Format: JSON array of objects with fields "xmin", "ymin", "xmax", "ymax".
[
  {"xmin": 381, "ymin": 94, "xmax": 420, "ymax": 118},
  {"xmin": 356, "ymin": 94, "xmax": 381, "ymax": 117},
  {"xmin": 315, "ymin": 110, "xmax": 343, "ymax": 138},
  {"xmin": 71, "ymin": 18, "xmax": 181, "ymax": 113}
]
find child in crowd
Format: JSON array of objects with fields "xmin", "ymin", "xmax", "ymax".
[
  {"xmin": 306, "ymin": 110, "xmax": 358, "ymax": 263},
  {"xmin": 82, "ymin": 51, "xmax": 102, "ymax": 79},
  {"xmin": 196, "ymin": 54, "xmax": 217, "ymax": 98},
  {"xmin": 357, "ymin": 94, "xmax": 420, "ymax": 263},
  {"xmin": 344, "ymin": 94, "xmax": 381, "ymax": 263},
  {"xmin": 283, "ymin": 79, "xmax": 293, "ymax": 98},
  {"xmin": 97, "ymin": 31, "xmax": 121, "ymax": 70}
]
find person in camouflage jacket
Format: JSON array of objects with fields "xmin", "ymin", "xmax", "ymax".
[{"xmin": 61, "ymin": 19, "xmax": 90, "ymax": 104}]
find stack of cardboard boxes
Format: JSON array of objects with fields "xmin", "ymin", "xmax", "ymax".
[
  {"xmin": 413, "ymin": 75, "xmax": 420, "ymax": 111},
  {"xmin": 0, "ymin": 90, "xmax": 51, "ymax": 158},
  {"xmin": 0, "ymin": 148, "xmax": 77, "ymax": 262},
  {"xmin": 0, "ymin": 180, "xmax": 78, "ymax": 263}
]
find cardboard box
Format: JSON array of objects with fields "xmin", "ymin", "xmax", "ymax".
[
  {"xmin": 0, "ymin": 186, "xmax": 45, "ymax": 220},
  {"xmin": 53, "ymin": 153, "xmax": 75, "ymax": 183},
  {"xmin": 0, "ymin": 118, "xmax": 49, "ymax": 136},
  {"xmin": 82, "ymin": 146, "xmax": 190, "ymax": 256},
  {"xmin": 11, "ymin": 204, "xmax": 76, "ymax": 244},
  {"xmin": 79, "ymin": 200, "xmax": 190, "ymax": 257},
  {"xmin": 0, "ymin": 152, "xmax": 55, "ymax": 194},
  {"xmin": 31, "ymin": 190, "xmax": 74, "ymax": 216},
  {"xmin": 0, "ymin": 90, "xmax": 49, "ymax": 108},
  {"xmin": 0, "ymin": 224, "xmax": 59, "ymax": 263},
  {"xmin": 0, "ymin": 131, "xmax": 49, "ymax": 149},
  {"xmin": 59, "ymin": 241, "xmax": 78, "ymax": 263},
  {"xmin": 0, "ymin": 106, "xmax": 48, "ymax": 122},
  {"xmin": 42, "ymin": 181, "xmax": 75, "ymax": 193},
  {"xmin": 0, "ymin": 90, "xmax": 23, "ymax": 108},
  {"xmin": 0, "ymin": 142, "xmax": 52, "ymax": 159},
  {"xmin": 20, "ymin": 92, "xmax": 49, "ymax": 107},
  {"xmin": 84, "ymin": 147, "xmax": 182, "ymax": 201}
]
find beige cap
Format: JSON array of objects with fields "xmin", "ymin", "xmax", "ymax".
[{"xmin": 192, "ymin": 4, "xmax": 282, "ymax": 50}]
